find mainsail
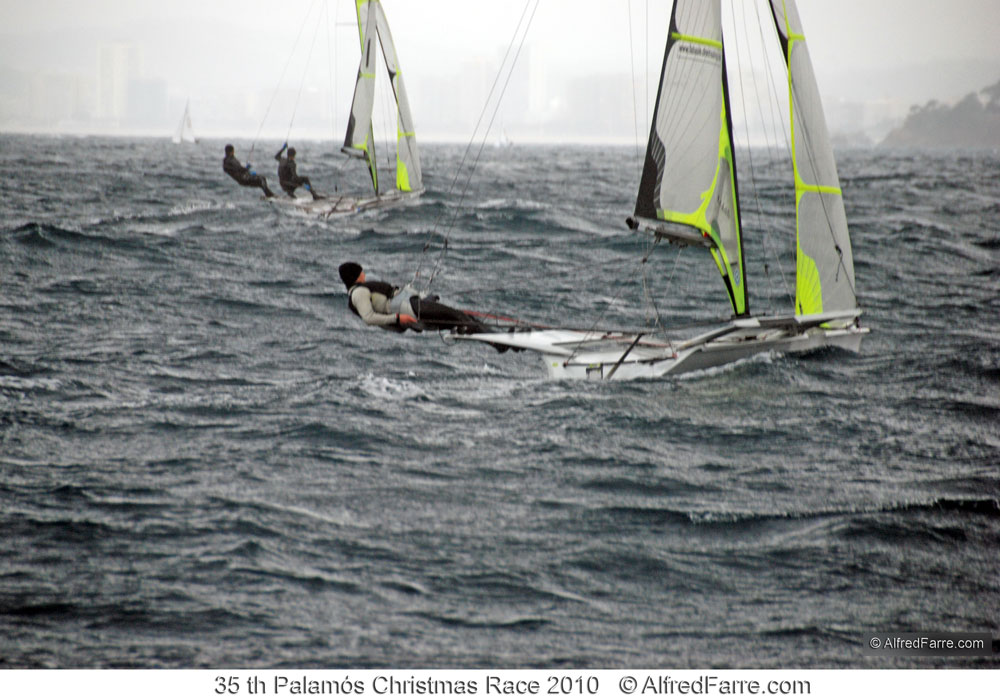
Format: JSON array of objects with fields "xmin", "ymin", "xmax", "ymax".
[
  {"xmin": 342, "ymin": 0, "xmax": 423, "ymax": 196},
  {"xmin": 633, "ymin": 0, "xmax": 747, "ymax": 317}
]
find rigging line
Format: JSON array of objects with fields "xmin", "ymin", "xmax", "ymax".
[
  {"xmin": 627, "ymin": 0, "xmax": 641, "ymax": 165},
  {"xmin": 409, "ymin": 0, "xmax": 538, "ymax": 292},
  {"xmin": 755, "ymin": 0, "xmax": 790, "ymax": 152},
  {"xmin": 729, "ymin": 0, "xmax": 793, "ymax": 313},
  {"xmin": 751, "ymin": 0, "xmax": 794, "ymax": 309},
  {"xmin": 379, "ymin": 41, "xmax": 397, "ymax": 173},
  {"xmin": 565, "ymin": 239, "xmax": 664, "ymax": 366},
  {"xmin": 638, "ymin": 238, "xmax": 687, "ymax": 357},
  {"xmin": 419, "ymin": 0, "xmax": 541, "ymax": 293},
  {"xmin": 326, "ymin": 0, "xmax": 339, "ymax": 144},
  {"xmin": 744, "ymin": 0, "xmax": 794, "ymax": 312},
  {"xmin": 639, "ymin": 235, "xmax": 665, "ymax": 327},
  {"xmin": 725, "ymin": 1, "xmax": 788, "ymax": 311},
  {"xmin": 249, "ymin": 0, "xmax": 321, "ymax": 163},
  {"xmin": 650, "ymin": 241, "xmax": 686, "ymax": 342},
  {"xmin": 287, "ymin": 4, "xmax": 327, "ymax": 143},
  {"xmin": 369, "ymin": 13, "xmax": 391, "ymax": 174}
]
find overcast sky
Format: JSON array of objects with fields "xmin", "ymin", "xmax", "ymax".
[{"xmin": 2, "ymin": 0, "xmax": 999, "ymax": 139}]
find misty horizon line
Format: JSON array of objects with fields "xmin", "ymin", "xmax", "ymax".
[{"xmin": 7, "ymin": 127, "xmax": 992, "ymax": 152}]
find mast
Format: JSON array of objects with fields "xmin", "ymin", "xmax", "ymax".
[
  {"xmin": 766, "ymin": 0, "xmax": 857, "ymax": 317},
  {"xmin": 631, "ymin": 0, "xmax": 748, "ymax": 317}
]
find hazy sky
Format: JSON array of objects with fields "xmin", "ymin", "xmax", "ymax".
[{"xmin": 3, "ymin": 0, "xmax": 999, "ymax": 138}]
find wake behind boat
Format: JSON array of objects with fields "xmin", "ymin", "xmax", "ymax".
[{"xmin": 452, "ymin": 0, "xmax": 868, "ymax": 380}]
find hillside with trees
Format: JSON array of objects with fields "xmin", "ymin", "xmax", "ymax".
[{"xmin": 880, "ymin": 78, "xmax": 1000, "ymax": 149}]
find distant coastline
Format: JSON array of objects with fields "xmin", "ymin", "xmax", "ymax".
[{"xmin": 879, "ymin": 78, "xmax": 1000, "ymax": 149}]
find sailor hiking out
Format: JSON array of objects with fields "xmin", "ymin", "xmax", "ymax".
[
  {"xmin": 275, "ymin": 143, "xmax": 324, "ymax": 200},
  {"xmin": 222, "ymin": 144, "xmax": 275, "ymax": 198},
  {"xmin": 338, "ymin": 262, "xmax": 494, "ymax": 337}
]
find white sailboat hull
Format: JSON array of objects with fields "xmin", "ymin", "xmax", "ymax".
[
  {"xmin": 452, "ymin": 312, "xmax": 868, "ymax": 381},
  {"xmin": 266, "ymin": 188, "xmax": 423, "ymax": 219}
]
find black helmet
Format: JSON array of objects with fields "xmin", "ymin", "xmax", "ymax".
[{"xmin": 339, "ymin": 262, "xmax": 362, "ymax": 289}]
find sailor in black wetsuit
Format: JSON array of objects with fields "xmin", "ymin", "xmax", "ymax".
[
  {"xmin": 275, "ymin": 143, "xmax": 323, "ymax": 199},
  {"xmin": 338, "ymin": 262, "xmax": 488, "ymax": 335},
  {"xmin": 222, "ymin": 144, "xmax": 275, "ymax": 198}
]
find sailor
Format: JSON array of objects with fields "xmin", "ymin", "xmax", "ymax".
[
  {"xmin": 338, "ymin": 262, "xmax": 488, "ymax": 335},
  {"xmin": 222, "ymin": 144, "xmax": 275, "ymax": 198},
  {"xmin": 275, "ymin": 143, "xmax": 324, "ymax": 200}
]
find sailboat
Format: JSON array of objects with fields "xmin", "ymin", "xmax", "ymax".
[
  {"xmin": 452, "ymin": 0, "xmax": 868, "ymax": 380},
  {"xmin": 171, "ymin": 100, "xmax": 198, "ymax": 144},
  {"xmin": 275, "ymin": 0, "xmax": 423, "ymax": 218}
]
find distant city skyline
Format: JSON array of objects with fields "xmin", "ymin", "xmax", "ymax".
[{"xmin": 2, "ymin": 1, "xmax": 999, "ymax": 143}]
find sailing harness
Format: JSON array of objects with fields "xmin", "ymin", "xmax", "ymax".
[{"xmin": 346, "ymin": 280, "xmax": 400, "ymax": 319}]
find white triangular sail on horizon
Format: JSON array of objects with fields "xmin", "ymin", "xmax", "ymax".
[
  {"xmin": 452, "ymin": 0, "xmax": 867, "ymax": 380},
  {"xmin": 172, "ymin": 100, "xmax": 197, "ymax": 144}
]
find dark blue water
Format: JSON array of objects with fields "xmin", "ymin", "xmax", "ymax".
[{"xmin": 1, "ymin": 134, "xmax": 998, "ymax": 669}]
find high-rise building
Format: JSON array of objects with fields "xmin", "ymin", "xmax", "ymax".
[{"xmin": 98, "ymin": 43, "xmax": 142, "ymax": 123}]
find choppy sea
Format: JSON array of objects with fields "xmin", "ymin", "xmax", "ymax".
[{"xmin": 0, "ymin": 134, "xmax": 997, "ymax": 669}]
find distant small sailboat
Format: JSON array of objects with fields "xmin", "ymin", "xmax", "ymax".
[
  {"xmin": 495, "ymin": 127, "xmax": 513, "ymax": 149},
  {"xmin": 171, "ymin": 100, "xmax": 198, "ymax": 144},
  {"xmin": 273, "ymin": 0, "xmax": 423, "ymax": 218},
  {"xmin": 453, "ymin": 0, "xmax": 868, "ymax": 380}
]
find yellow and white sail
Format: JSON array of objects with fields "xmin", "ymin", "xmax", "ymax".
[
  {"xmin": 767, "ymin": 0, "xmax": 857, "ymax": 318},
  {"xmin": 342, "ymin": 0, "xmax": 423, "ymax": 196},
  {"xmin": 633, "ymin": 0, "xmax": 748, "ymax": 317}
]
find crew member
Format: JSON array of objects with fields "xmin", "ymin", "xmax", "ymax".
[
  {"xmin": 338, "ymin": 262, "xmax": 488, "ymax": 335},
  {"xmin": 275, "ymin": 143, "xmax": 323, "ymax": 199},
  {"xmin": 222, "ymin": 144, "xmax": 275, "ymax": 198}
]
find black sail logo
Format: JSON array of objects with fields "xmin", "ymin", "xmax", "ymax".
[{"xmin": 677, "ymin": 43, "xmax": 721, "ymax": 64}]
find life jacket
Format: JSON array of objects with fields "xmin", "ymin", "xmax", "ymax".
[
  {"xmin": 277, "ymin": 157, "xmax": 295, "ymax": 186},
  {"xmin": 347, "ymin": 280, "xmax": 398, "ymax": 317}
]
